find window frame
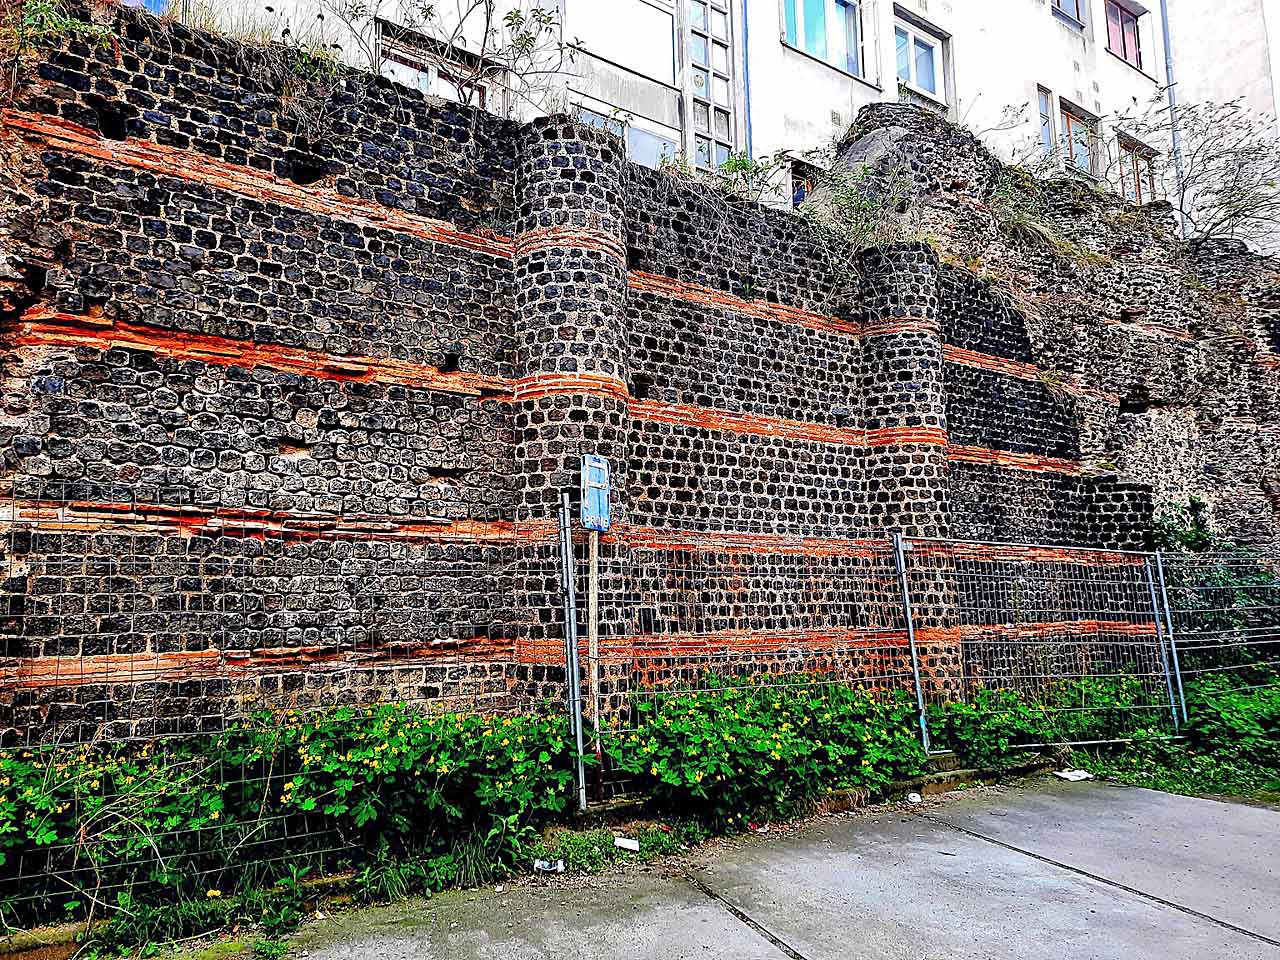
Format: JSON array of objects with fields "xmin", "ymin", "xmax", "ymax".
[
  {"xmin": 1038, "ymin": 87, "xmax": 1057, "ymax": 157},
  {"xmin": 894, "ymin": 18, "xmax": 945, "ymax": 103},
  {"xmin": 1105, "ymin": 0, "xmax": 1143, "ymax": 70},
  {"xmin": 782, "ymin": 0, "xmax": 869, "ymax": 80},
  {"xmin": 1118, "ymin": 137, "xmax": 1158, "ymax": 203},
  {"xmin": 690, "ymin": 0, "xmax": 736, "ymax": 170},
  {"xmin": 1051, "ymin": 0, "xmax": 1086, "ymax": 26},
  {"xmin": 1060, "ymin": 104, "xmax": 1099, "ymax": 176}
]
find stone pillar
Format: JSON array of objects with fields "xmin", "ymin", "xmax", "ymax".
[
  {"xmin": 856, "ymin": 242, "xmax": 950, "ymax": 540},
  {"xmin": 857, "ymin": 243, "xmax": 959, "ymax": 699},
  {"xmin": 510, "ymin": 118, "xmax": 631, "ymax": 519}
]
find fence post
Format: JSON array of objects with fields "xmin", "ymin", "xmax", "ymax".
[
  {"xmin": 558, "ymin": 493, "xmax": 588, "ymax": 812},
  {"xmin": 892, "ymin": 533, "xmax": 932, "ymax": 753},
  {"xmin": 1154, "ymin": 550, "xmax": 1189, "ymax": 724},
  {"xmin": 1144, "ymin": 557, "xmax": 1181, "ymax": 731}
]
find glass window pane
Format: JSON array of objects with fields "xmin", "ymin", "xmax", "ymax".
[
  {"xmin": 713, "ymin": 75, "xmax": 730, "ymax": 105},
  {"xmin": 1123, "ymin": 14, "xmax": 1140, "ymax": 66},
  {"xmin": 896, "ymin": 27, "xmax": 910, "ymax": 82},
  {"xmin": 1039, "ymin": 90, "xmax": 1051, "ymax": 114},
  {"xmin": 803, "ymin": 0, "xmax": 827, "ymax": 60},
  {"xmin": 914, "ymin": 37, "xmax": 936, "ymax": 94},
  {"xmin": 692, "ymin": 66, "xmax": 710, "ymax": 98},
  {"xmin": 784, "ymin": 0, "xmax": 797, "ymax": 46},
  {"xmin": 714, "ymin": 108, "xmax": 730, "ymax": 140},
  {"xmin": 715, "ymin": 142, "xmax": 731, "ymax": 166},
  {"xmin": 1107, "ymin": 3, "xmax": 1124, "ymax": 51},
  {"xmin": 696, "ymin": 136, "xmax": 712, "ymax": 167},
  {"xmin": 712, "ymin": 9, "xmax": 728, "ymax": 39},
  {"xmin": 627, "ymin": 127, "xmax": 679, "ymax": 169},
  {"xmin": 691, "ymin": 0, "xmax": 708, "ymax": 31},
  {"xmin": 713, "ymin": 41, "xmax": 729, "ymax": 72},
  {"xmin": 842, "ymin": 1, "xmax": 861, "ymax": 75},
  {"xmin": 693, "ymin": 101, "xmax": 710, "ymax": 133},
  {"xmin": 1041, "ymin": 115, "xmax": 1054, "ymax": 154},
  {"xmin": 691, "ymin": 33, "xmax": 708, "ymax": 66}
]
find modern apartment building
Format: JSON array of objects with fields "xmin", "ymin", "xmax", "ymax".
[
  {"xmin": 157, "ymin": 0, "xmax": 1235, "ymax": 206},
  {"xmin": 378, "ymin": 0, "xmax": 1176, "ymax": 200}
]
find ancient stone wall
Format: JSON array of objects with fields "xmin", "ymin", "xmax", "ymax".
[{"xmin": 0, "ymin": 9, "xmax": 1173, "ymax": 742}]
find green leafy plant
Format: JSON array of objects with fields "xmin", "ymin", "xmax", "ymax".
[{"xmin": 603, "ymin": 677, "xmax": 927, "ymax": 826}]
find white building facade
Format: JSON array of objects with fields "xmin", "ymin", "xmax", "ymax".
[{"xmin": 173, "ymin": 0, "xmax": 1260, "ymax": 207}]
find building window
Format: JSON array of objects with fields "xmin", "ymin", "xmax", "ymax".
[
  {"xmin": 1061, "ymin": 104, "xmax": 1098, "ymax": 175},
  {"xmin": 378, "ymin": 24, "xmax": 497, "ymax": 111},
  {"xmin": 1038, "ymin": 88, "xmax": 1056, "ymax": 156},
  {"xmin": 690, "ymin": 0, "xmax": 735, "ymax": 169},
  {"xmin": 1119, "ymin": 139, "xmax": 1157, "ymax": 202},
  {"xmin": 895, "ymin": 19, "xmax": 943, "ymax": 101},
  {"xmin": 1106, "ymin": 1, "xmax": 1143, "ymax": 70},
  {"xmin": 1052, "ymin": 0, "xmax": 1085, "ymax": 25},
  {"xmin": 783, "ymin": 0, "xmax": 865, "ymax": 78},
  {"xmin": 791, "ymin": 157, "xmax": 823, "ymax": 207}
]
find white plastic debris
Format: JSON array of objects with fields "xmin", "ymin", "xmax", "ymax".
[
  {"xmin": 613, "ymin": 836, "xmax": 641, "ymax": 852},
  {"xmin": 533, "ymin": 859, "xmax": 565, "ymax": 873},
  {"xmin": 906, "ymin": 792, "xmax": 923, "ymax": 805},
  {"xmin": 755, "ymin": 824, "xmax": 770, "ymax": 835},
  {"xmin": 495, "ymin": 885, "xmax": 505, "ymax": 893},
  {"xmin": 1054, "ymin": 769, "xmax": 1095, "ymax": 782}
]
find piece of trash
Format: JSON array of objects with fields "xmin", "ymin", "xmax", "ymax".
[
  {"xmin": 754, "ymin": 824, "xmax": 770, "ymax": 835},
  {"xmin": 495, "ymin": 885, "xmax": 505, "ymax": 893},
  {"xmin": 613, "ymin": 836, "xmax": 640, "ymax": 852},
  {"xmin": 1054, "ymin": 769, "xmax": 1095, "ymax": 782},
  {"xmin": 313, "ymin": 909, "xmax": 326, "ymax": 920},
  {"xmin": 533, "ymin": 859, "xmax": 565, "ymax": 873},
  {"xmin": 906, "ymin": 792, "xmax": 923, "ymax": 804}
]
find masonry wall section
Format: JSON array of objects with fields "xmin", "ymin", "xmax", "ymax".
[{"xmin": 0, "ymin": 9, "xmax": 1160, "ymax": 744}]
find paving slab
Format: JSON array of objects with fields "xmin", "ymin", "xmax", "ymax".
[
  {"xmin": 930, "ymin": 779, "xmax": 1280, "ymax": 941},
  {"xmin": 286, "ymin": 779, "xmax": 1280, "ymax": 960},
  {"xmin": 690, "ymin": 794, "xmax": 1280, "ymax": 960},
  {"xmin": 288, "ymin": 873, "xmax": 789, "ymax": 960}
]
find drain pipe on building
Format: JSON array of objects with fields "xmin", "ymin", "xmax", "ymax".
[{"xmin": 1159, "ymin": 0, "xmax": 1188, "ymax": 239}]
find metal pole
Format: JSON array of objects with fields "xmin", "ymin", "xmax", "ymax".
[
  {"xmin": 1158, "ymin": 0, "xmax": 1188, "ymax": 238},
  {"xmin": 558, "ymin": 493, "xmax": 588, "ymax": 812},
  {"xmin": 587, "ymin": 528, "xmax": 602, "ymax": 776},
  {"xmin": 1154, "ymin": 550, "xmax": 1188, "ymax": 724},
  {"xmin": 892, "ymin": 533, "xmax": 932, "ymax": 752},
  {"xmin": 1144, "ymin": 558, "xmax": 1180, "ymax": 731}
]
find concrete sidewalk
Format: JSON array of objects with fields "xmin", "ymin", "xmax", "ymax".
[{"xmin": 288, "ymin": 779, "xmax": 1280, "ymax": 960}]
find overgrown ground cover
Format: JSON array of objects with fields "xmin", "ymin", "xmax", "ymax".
[{"xmin": 2, "ymin": 668, "xmax": 1275, "ymax": 957}]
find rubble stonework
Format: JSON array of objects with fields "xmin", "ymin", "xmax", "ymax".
[{"xmin": 4, "ymin": 9, "xmax": 1269, "ymax": 741}]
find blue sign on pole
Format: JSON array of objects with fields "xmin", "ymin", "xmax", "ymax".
[{"xmin": 580, "ymin": 455, "xmax": 611, "ymax": 532}]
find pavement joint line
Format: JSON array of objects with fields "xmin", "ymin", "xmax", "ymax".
[
  {"xmin": 921, "ymin": 812, "xmax": 1280, "ymax": 949},
  {"xmin": 680, "ymin": 869, "xmax": 812, "ymax": 960}
]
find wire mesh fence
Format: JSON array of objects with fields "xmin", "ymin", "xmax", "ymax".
[
  {"xmin": 899, "ymin": 538, "xmax": 1180, "ymax": 747},
  {"xmin": 1159, "ymin": 551, "xmax": 1280, "ymax": 696},
  {"xmin": 0, "ymin": 481, "xmax": 567, "ymax": 922},
  {"xmin": 4, "ymin": 481, "xmax": 1280, "ymax": 919},
  {"xmin": 579, "ymin": 529, "xmax": 914, "ymax": 797}
]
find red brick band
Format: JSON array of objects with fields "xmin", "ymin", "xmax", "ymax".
[
  {"xmin": 1, "ymin": 110, "xmax": 514, "ymax": 259},
  {"xmin": 943, "ymin": 345, "xmax": 1122, "ymax": 404},
  {"xmin": 627, "ymin": 271, "xmax": 861, "ymax": 337},
  {"xmin": 1, "ymin": 645, "xmax": 517, "ymax": 689},
  {"xmin": 0, "ymin": 498, "xmax": 559, "ymax": 544},
  {"xmin": 513, "ymin": 225, "xmax": 627, "ymax": 263},
  {"xmin": 12, "ymin": 310, "xmax": 511, "ymax": 397},
  {"xmin": 947, "ymin": 444, "xmax": 1086, "ymax": 475},
  {"xmin": 862, "ymin": 316, "xmax": 942, "ymax": 338}
]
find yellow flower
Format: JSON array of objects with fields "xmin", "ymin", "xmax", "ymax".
[
  {"xmin": 206, "ymin": 889, "xmax": 222, "ymax": 899},
  {"xmin": 210, "ymin": 809, "xmax": 220, "ymax": 820}
]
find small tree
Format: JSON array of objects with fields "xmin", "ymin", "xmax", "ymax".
[{"xmin": 322, "ymin": 0, "xmax": 576, "ymax": 120}]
